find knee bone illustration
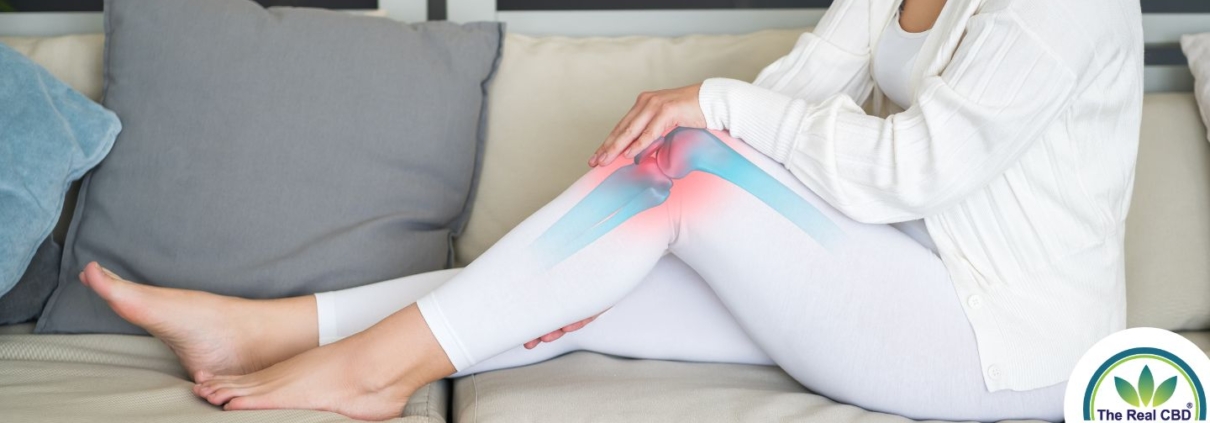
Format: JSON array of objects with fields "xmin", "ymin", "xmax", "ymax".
[{"xmin": 532, "ymin": 128, "xmax": 842, "ymax": 266}]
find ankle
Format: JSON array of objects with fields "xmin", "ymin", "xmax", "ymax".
[
  {"xmin": 239, "ymin": 296, "xmax": 319, "ymax": 366},
  {"xmin": 354, "ymin": 306, "xmax": 455, "ymax": 392}
]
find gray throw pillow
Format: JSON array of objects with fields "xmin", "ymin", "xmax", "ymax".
[{"xmin": 36, "ymin": 0, "xmax": 503, "ymax": 334}]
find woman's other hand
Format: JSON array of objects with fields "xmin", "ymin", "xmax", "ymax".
[
  {"xmin": 523, "ymin": 309, "xmax": 608, "ymax": 349},
  {"xmin": 589, "ymin": 83, "xmax": 706, "ymax": 167}
]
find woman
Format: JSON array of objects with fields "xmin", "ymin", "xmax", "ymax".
[{"xmin": 77, "ymin": 0, "xmax": 1143, "ymax": 420}]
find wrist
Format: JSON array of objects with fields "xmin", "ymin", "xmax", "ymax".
[{"xmin": 697, "ymin": 78, "xmax": 743, "ymax": 130}]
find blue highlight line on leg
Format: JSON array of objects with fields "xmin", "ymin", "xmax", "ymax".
[
  {"xmin": 531, "ymin": 127, "xmax": 842, "ymax": 267},
  {"xmin": 531, "ymin": 163, "xmax": 673, "ymax": 267}
]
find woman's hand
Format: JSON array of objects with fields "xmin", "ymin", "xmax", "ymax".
[
  {"xmin": 523, "ymin": 309, "xmax": 609, "ymax": 349},
  {"xmin": 589, "ymin": 83, "xmax": 706, "ymax": 167}
]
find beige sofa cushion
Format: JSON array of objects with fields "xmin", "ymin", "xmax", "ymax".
[
  {"xmin": 451, "ymin": 334, "xmax": 1210, "ymax": 423},
  {"xmin": 0, "ymin": 328, "xmax": 449, "ymax": 422},
  {"xmin": 1127, "ymin": 93, "xmax": 1210, "ymax": 330},
  {"xmin": 1182, "ymin": 32, "xmax": 1210, "ymax": 144},
  {"xmin": 451, "ymin": 351, "xmax": 1051, "ymax": 423},
  {"xmin": 0, "ymin": 34, "xmax": 104, "ymax": 102},
  {"xmin": 455, "ymin": 30, "xmax": 803, "ymax": 265}
]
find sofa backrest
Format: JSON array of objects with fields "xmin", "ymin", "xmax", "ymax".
[
  {"xmin": 1128, "ymin": 93, "xmax": 1210, "ymax": 330},
  {"xmin": 5, "ymin": 30, "xmax": 1208, "ymax": 332}
]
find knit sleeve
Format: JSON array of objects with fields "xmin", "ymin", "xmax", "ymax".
[{"xmin": 698, "ymin": 8, "xmax": 1082, "ymax": 224}]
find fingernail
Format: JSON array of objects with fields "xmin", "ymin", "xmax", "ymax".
[{"xmin": 100, "ymin": 266, "xmax": 119, "ymax": 279}]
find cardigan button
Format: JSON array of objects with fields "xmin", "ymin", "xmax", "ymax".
[
  {"xmin": 987, "ymin": 365, "xmax": 1002, "ymax": 380},
  {"xmin": 967, "ymin": 295, "xmax": 984, "ymax": 309}
]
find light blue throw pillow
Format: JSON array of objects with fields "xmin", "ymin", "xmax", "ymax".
[{"xmin": 0, "ymin": 43, "xmax": 120, "ymax": 298}]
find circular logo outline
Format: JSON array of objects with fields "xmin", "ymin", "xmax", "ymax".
[
  {"xmin": 1066, "ymin": 328, "xmax": 1210, "ymax": 422},
  {"xmin": 1082, "ymin": 347, "xmax": 1205, "ymax": 420}
]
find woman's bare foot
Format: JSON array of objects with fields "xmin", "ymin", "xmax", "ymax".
[
  {"xmin": 194, "ymin": 305, "xmax": 454, "ymax": 421},
  {"xmin": 79, "ymin": 262, "xmax": 318, "ymax": 380}
]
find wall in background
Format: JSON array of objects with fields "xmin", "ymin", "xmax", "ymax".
[
  {"xmin": 1, "ymin": 0, "xmax": 1205, "ymax": 92},
  {"xmin": 495, "ymin": 0, "xmax": 833, "ymax": 10},
  {"xmin": 0, "ymin": 0, "xmax": 420, "ymax": 36},
  {"xmin": 446, "ymin": 0, "xmax": 1207, "ymax": 92},
  {"xmin": 1, "ymin": 0, "xmax": 375, "ymax": 11}
]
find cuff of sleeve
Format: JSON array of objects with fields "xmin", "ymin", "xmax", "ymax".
[
  {"xmin": 698, "ymin": 77, "xmax": 735, "ymax": 131},
  {"xmin": 697, "ymin": 77, "xmax": 797, "ymax": 163},
  {"xmin": 416, "ymin": 294, "xmax": 475, "ymax": 372},
  {"xmin": 313, "ymin": 292, "xmax": 341, "ymax": 346}
]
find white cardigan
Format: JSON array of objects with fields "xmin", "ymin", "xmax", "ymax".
[{"xmin": 698, "ymin": 0, "xmax": 1144, "ymax": 391}]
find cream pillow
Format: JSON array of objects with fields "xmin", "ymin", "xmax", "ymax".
[
  {"xmin": 0, "ymin": 34, "xmax": 104, "ymax": 102},
  {"xmin": 1182, "ymin": 32, "xmax": 1210, "ymax": 143}
]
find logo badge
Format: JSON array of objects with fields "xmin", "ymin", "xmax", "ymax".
[{"xmin": 1065, "ymin": 328, "xmax": 1210, "ymax": 421}]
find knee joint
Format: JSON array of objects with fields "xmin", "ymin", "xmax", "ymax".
[{"xmin": 649, "ymin": 128, "xmax": 733, "ymax": 179}]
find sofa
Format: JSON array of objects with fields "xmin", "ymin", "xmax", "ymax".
[{"xmin": 2, "ymin": 27, "xmax": 1208, "ymax": 423}]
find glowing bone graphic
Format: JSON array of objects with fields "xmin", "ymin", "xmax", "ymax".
[{"xmin": 531, "ymin": 128, "xmax": 842, "ymax": 267}]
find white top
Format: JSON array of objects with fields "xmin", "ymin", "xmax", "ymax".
[
  {"xmin": 697, "ymin": 0, "xmax": 1143, "ymax": 392},
  {"xmin": 873, "ymin": 12, "xmax": 931, "ymax": 110},
  {"xmin": 873, "ymin": 11, "xmax": 939, "ymax": 254}
]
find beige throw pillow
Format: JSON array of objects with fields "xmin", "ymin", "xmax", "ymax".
[{"xmin": 1182, "ymin": 32, "xmax": 1210, "ymax": 143}]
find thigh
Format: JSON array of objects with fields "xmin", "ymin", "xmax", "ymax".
[{"xmin": 665, "ymin": 131, "xmax": 1062, "ymax": 421}]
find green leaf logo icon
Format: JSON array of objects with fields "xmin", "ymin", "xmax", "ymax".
[
  {"xmin": 1115, "ymin": 365, "xmax": 1180, "ymax": 408},
  {"xmin": 1116, "ymin": 376, "xmax": 1140, "ymax": 406},
  {"xmin": 1153, "ymin": 376, "xmax": 1178, "ymax": 407},
  {"xmin": 1139, "ymin": 366, "xmax": 1154, "ymax": 406}
]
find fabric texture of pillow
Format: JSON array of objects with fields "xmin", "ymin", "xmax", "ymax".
[
  {"xmin": 0, "ymin": 238, "xmax": 62, "ymax": 325},
  {"xmin": 1, "ymin": 34, "xmax": 106, "ymax": 247},
  {"xmin": 37, "ymin": 0, "xmax": 502, "ymax": 334},
  {"xmin": 0, "ymin": 43, "xmax": 119, "ymax": 300},
  {"xmin": 1183, "ymin": 32, "xmax": 1210, "ymax": 143}
]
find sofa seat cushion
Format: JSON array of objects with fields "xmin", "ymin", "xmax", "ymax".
[
  {"xmin": 1183, "ymin": 330, "xmax": 1210, "ymax": 351},
  {"xmin": 451, "ymin": 337, "xmax": 1208, "ymax": 423},
  {"xmin": 451, "ymin": 351, "xmax": 1043, "ymax": 423},
  {"xmin": 0, "ymin": 328, "xmax": 449, "ymax": 422}
]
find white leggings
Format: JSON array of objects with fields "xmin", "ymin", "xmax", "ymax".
[{"xmin": 315, "ymin": 129, "xmax": 1064, "ymax": 421}]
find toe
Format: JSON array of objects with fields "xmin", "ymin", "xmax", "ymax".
[
  {"xmin": 225, "ymin": 395, "xmax": 273, "ymax": 411},
  {"xmin": 194, "ymin": 370, "xmax": 213, "ymax": 383},
  {"xmin": 207, "ymin": 387, "xmax": 248, "ymax": 406},
  {"xmin": 198, "ymin": 378, "xmax": 230, "ymax": 395},
  {"xmin": 81, "ymin": 262, "xmax": 114, "ymax": 295},
  {"xmin": 196, "ymin": 382, "xmax": 220, "ymax": 398},
  {"xmin": 98, "ymin": 265, "xmax": 123, "ymax": 280},
  {"xmin": 213, "ymin": 375, "xmax": 247, "ymax": 387},
  {"xmin": 82, "ymin": 262, "xmax": 134, "ymax": 303},
  {"xmin": 201, "ymin": 375, "xmax": 254, "ymax": 396}
]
